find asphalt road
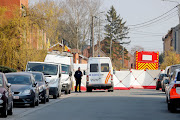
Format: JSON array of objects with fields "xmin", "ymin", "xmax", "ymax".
[{"xmin": 3, "ymin": 89, "xmax": 180, "ymax": 120}]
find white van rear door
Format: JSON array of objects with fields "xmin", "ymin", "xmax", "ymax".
[
  {"xmin": 100, "ymin": 63, "xmax": 111, "ymax": 84},
  {"xmin": 89, "ymin": 60, "xmax": 101, "ymax": 84}
]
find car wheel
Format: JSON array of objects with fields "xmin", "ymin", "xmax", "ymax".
[
  {"xmin": 162, "ymin": 88, "xmax": 165, "ymax": 92},
  {"xmin": 35, "ymin": 98, "xmax": 39, "ymax": 106},
  {"xmin": 68, "ymin": 90, "xmax": 71, "ymax": 94},
  {"xmin": 166, "ymin": 96, "xmax": 168, "ymax": 103},
  {"xmin": 86, "ymin": 88, "xmax": 92, "ymax": 92},
  {"xmin": 156, "ymin": 87, "xmax": 159, "ymax": 90},
  {"xmin": 1, "ymin": 103, "xmax": 7, "ymax": 118},
  {"xmin": 108, "ymin": 87, "xmax": 114, "ymax": 92},
  {"xmin": 7, "ymin": 102, "xmax": 13, "ymax": 115},
  {"xmin": 53, "ymin": 95, "xmax": 57, "ymax": 99},
  {"xmin": 46, "ymin": 95, "xmax": 49, "ymax": 102},
  {"xmin": 168, "ymin": 102, "xmax": 176, "ymax": 112},
  {"xmin": 42, "ymin": 95, "xmax": 46, "ymax": 104},
  {"xmin": 65, "ymin": 89, "xmax": 68, "ymax": 94},
  {"xmin": 30, "ymin": 99, "xmax": 35, "ymax": 108}
]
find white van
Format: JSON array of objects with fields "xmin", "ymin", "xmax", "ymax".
[
  {"xmin": 26, "ymin": 61, "xmax": 62, "ymax": 99},
  {"xmin": 86, "ymin": 57, "xmax": 114, "ymax": 92},
  {"xmin": 44, "ymin": 53, "xmax": 73, "ymax": 94}
]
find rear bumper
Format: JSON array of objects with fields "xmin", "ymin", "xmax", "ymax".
[
  {"xmin": 86, "ymin": 83, "xmax": 113, "ymax": 89},
  {"xmin": 170, "ymin": 99, "xmax": 180, "ymax": 107}
]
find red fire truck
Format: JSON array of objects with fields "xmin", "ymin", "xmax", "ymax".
[{"xmin": 135, "ymin": 51, "xmax": 159, "ymax": 70}]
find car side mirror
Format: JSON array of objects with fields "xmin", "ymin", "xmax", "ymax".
[
  {"xmin": 83, "ymin": 71, "xmax": 86, "ymax": 75},
  {"xmin": 165, "ymin": 80, "xmax": 169, "ymax": 84},
  {"xmin": 113, "ymin": 70, "xmax": 116, "ymax": 74},
  {"xmin": 69, "ymin": 72, "xmax": 72, "ymax": 76},
  {"xmin": 59, "ymin": 73, "xmax": 61, "ymax": 78},
  {"xmin": 33, "ymin": 82, "xmax": 37, "ymax": 87},
  {"xmin": 45, "ymin": 78, "xmax": 50, "ymax": 83},
  {"xmin": 7, "ymin": 83, "xmax": 11, "ymax": 88}
]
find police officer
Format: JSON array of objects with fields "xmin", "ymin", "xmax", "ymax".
[{"xmin": 74, "ymin": 67, "xmax": 83, "ymax": 92}]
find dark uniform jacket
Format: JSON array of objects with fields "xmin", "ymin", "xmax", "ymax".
[{"xmin": 74, "ymin": 70, "xmax": 82, "ymax": 80}]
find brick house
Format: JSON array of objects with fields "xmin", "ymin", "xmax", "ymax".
[{"xmin": 0, "ymin": 0, "xmax": 47, "ymax": 50}]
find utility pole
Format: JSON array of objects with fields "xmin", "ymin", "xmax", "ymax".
[
  {"xmin": 91, "ymin": 16, "xmax": 94, "ymax": 57},
  {"xmin": 98, "ymin": 17, "xmax": 101, "ymax": 57},
  {"xmin": 76, "ymin": 27, "xmax": 79, "ymax": 49},
  {"xmin": 122, "ymin": 46, "xmax": 124, "ymax": 68},
  {"xmin": 110, "ymin": 37, "xmax": 112, "ymax": 60}
]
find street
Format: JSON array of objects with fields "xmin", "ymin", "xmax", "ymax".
[{"xmin": 3, "ymin": 89, "xmax": 180, "ymax": 120}]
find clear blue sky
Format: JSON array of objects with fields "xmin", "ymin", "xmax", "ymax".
[{"xmin": 30, "ymin": 0, "xmax": 179, "ymax": 53}]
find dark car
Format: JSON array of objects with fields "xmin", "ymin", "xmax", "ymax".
[
  {"xmin": 5, "ymin": 72, "xmax": 39, "ymax": 107},
  {"xmin": 156, "ymin": 73, "xmax": 167, "ymax": 90},
  {"xmin": 26, "ymin": 72, "xmax": 49, "ymax": 103},
  {"xmin": 161, "ymin": 76, "xmax": 169, "ymax": 92},
  {"xmin": 0, "ymin": 72, "xmax": 13, "ymax": 118}
]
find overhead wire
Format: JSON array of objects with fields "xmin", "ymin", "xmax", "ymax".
[
  {"xmin": 129, "ymin": 10, "xmax": 178, "ymax": 29},
  {"xmin": 128, "ymin": 5, "xmax": 178, "ymax": 27}
]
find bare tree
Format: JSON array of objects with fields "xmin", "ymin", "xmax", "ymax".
[
  {"xmin": 130, "ymin": 45, "xmax": 144, "ymax": 55},
  {"xmin": 60, "ymin": 0, "xmax": 102, "ymax": 49}
]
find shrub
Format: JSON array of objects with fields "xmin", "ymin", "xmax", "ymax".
[{"xmin": 0, "ymin": 65, "xmax": 17, "ymax": 73}]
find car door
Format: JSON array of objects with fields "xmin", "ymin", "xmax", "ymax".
[
  {"xmin": 89, "ymin": 62, "xmax": 100, "ymax": 84},
  {"xmin": 168, "ymin": 71, "xmax": 176, "ymax": 100}
]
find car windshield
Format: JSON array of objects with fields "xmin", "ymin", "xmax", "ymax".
[
  {"xmin": 61, "ymin": 65, "xmax": 70, "ymax": 74},
  {"xmin": 159, "ymin": 74, "xmax": 167, "ymax": 80},
  {"xmin": 6, "ymin": 75, "xmax": 31, "ymax": 85},
  {"xmin": 171, "ymin": 65, "xmax": 180, "ymax": 73},
  {"xmin": 177, "ymin": 72, "xmax": 180, "ymax": 81},
  {"xmin": 32, "ymin": 73, "xmax": 43, "ymax": 82},
  {"xmin": 26, "ymin": 63, "xmax": 58, "ymax": 75},
  {"xmin": 101, "ymin": 63, "xmax": 109, "ymax": 72},
  {"xmin": 0, "ymin": 74, "xmax": 3, "ymax": 86}
]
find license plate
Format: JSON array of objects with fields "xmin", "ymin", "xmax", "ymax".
[{"xmin": 13, "ymin": 96, "xmax": 19, "ymax": 99}]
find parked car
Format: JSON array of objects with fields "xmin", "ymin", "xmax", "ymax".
[
  {"xmin": 161, "ymin": 75, "xmax": 169, "ymax": 92},
  {"xmin": 156, "ymin": 73, "xmax": 167, "ymax": 90},
  {"xmin": 44, "ymin": 53, "xmax": 73, "ymax": 94},
  {"xmin": 167, "ymin": 64, "xmax": 180, "ymax": 79},
  {"xmin": 5, "ymin": 72, "xmax": 39, "ymax": 107},
  {"xmin": 166, "ymin": 69, "xmax": 180, "ymax": 112},
  {"xmin": 0, "ymin": 73, "xmax": 13, "ymax": 117},
  {"xmin": 26, "ymin": 72, "xmax": 49, "ymax": 103},
  {"xmin": 26, "ymin": 62, "xmax": 62, "ymax": 99}
]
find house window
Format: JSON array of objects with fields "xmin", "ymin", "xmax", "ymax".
[{"xmin": 21, "ymin": 4, "xmax": 27, "ymax": 17}]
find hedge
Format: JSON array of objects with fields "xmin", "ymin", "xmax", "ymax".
[{"xmin": 0, "ymin": 66, "xmax": 17, "ymax": 73}]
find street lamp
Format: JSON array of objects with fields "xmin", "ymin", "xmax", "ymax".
[{"xmin": 162, "ymin": 0, "xmax": 180, "ymax": 24}]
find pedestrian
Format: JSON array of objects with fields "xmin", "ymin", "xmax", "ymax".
[{"xmin": 74, "ymin": 67, "xmax": 83, "ymax": 92}]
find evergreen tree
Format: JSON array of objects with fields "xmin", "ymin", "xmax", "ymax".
[
  {"xmin": 104, "ymin": 6, "xmax": 129, "ymax": 66},
  {"xmin": 105, "ymin": 6, "xmax": 129, "ymax": 44}
]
